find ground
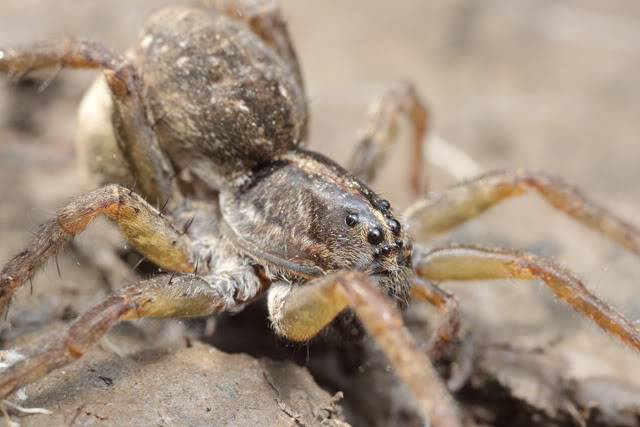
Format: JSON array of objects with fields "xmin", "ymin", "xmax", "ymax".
[{"xmin": 0, "ymin": 1, "xmax": 639, "ymax": 426}]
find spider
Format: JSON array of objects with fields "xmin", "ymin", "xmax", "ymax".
[{"xmin": 1, "ymin": 2, "xmax": 639, "ymax": 426}]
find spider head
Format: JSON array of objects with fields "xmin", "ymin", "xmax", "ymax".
[
  {"xmin": 220, "ymin": 149, "xmax": 413, "ymax": 307},
  {"xmin": 341, "ymin": 188, "xmax": 414, "ymax": 308}
]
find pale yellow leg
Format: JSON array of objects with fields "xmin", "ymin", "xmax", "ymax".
[
  {"xmin": 268, "ymin": 271, "xmax": 462, "ymax": 427},
  {"xmin": 0, "ymin": 272, "xmax": 265, "ymax": 399},
  {"xmin": 414, "ymin": 245, "xmax": 640, "ymax": 352},
  {"xmin": 0, "ymin": 184, "xmax": 194, "ymax": 316},
  {"xmin": 405, "ymin": 169, "xmax": 640, "ymax": 257}
]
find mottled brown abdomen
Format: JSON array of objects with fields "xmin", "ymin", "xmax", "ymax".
[
  {"xmin": 136, "ymin": 6, "xmax": 307, "ymax": 187},
  {"xmin": 76, "ymin": 5, "xmax": 306, "ymax": 193}
]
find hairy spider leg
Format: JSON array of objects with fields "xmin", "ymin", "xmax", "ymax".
[
  {"xmin": 0, "ymin": 272, "xmax": 265, "ymax": 399},
  {"xmin": 347, "ymin": 81, "xmax": 429, "ymax": 195},
  {"xmin": 0, "ymin": 39, "xmax": 178, "ymax": 205},
  {"xmin": 267, "ymin": 271, "xmax": 462, "ymax": 427},
  {"xmin": 0, "ymin": 185, "xmax": 194, "ymax": 317},
  {"xmin": 414, "ymin": 245, "xmax": 640, "ymax": 352},
  {"xmin": 411, "ymin": 278, "xmax": 461, "ymax": 360},
  {"xmin": 405, "ymin": 169, "xmax": 640, "ymax": 256}
]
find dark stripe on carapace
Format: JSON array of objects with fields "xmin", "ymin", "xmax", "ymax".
[{"xmin": 237, "ymin": 158, "xmax": 292, "ymax": 193}]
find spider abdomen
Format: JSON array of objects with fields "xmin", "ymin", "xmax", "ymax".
[
  {"xmin": 138, "ymin": 6, "xmax": 307, "ymax": 187},
  {"xmin": 76, "ymin": 5, "xmax": 307, "ymax": 193}
]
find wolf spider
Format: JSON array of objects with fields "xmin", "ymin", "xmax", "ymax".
[{"xmin": 1, "ymin": 1, "xmax": 639, "ymax": 426}]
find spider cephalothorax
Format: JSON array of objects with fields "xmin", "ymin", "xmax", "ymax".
[
  {"xmin": 1, "ymin": 2, "xmax": 640, "ymax": 427},
  {"xmin": 220, "ymin": 149, "xmax": 414, "ymax": 306}
]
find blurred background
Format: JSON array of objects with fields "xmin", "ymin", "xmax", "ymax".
[{"xmin": 1, "ymin": 1, "xmax": 639, "ymax": 426}]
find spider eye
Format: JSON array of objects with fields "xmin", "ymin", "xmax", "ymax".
[
  {"xmin": 345, "ymin": 213, "xmax": 359, "ymax": 227},
  {"xmin": 389, "ymin": 219, "xmax": 401, "ymax": 236},
  {"xmin": 373, "ymin": 244, "xmax": 393, "ymax": 257},
  {"xmin": 378, "ymin": 199, "xmax": 391, "ymax": 211},
  {"xmin": 367, "ymin": 226, "xmax": 384, "ymax": 245}
]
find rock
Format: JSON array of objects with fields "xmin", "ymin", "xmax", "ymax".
[{"xmin": 10, "ymin": 340, "xmax": 346, "ymax": 427}]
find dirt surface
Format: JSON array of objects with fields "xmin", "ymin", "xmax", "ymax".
[
  {"xmin": 13, "ymin": 333, "xmax": 344, "ymax": 427},
  {"xmin": 1, "ymin": 1, "xmax": 640, "ymax": 426}
]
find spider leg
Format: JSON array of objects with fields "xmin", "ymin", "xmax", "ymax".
[
  {"xmin": 0, "ymin": 184, "xmax": 194, "ymax": 316},
  {"xmin": 0, "ymin": 40, "xmax": 177, "ymax": 205},
  {"xmin": 404, "ymin": 169, "xmax": 640, "ymax": 256},
  {"xmin": 268, "ymin": 272, "xmax": 462, "ymax": 427},
  {"xmin": 411, "ymin": 278, "xmax": 461, "ymax": 360},
  {"xmin": 347, "ymin": 81, "xmax": 429, "ymax": 194},
  {"xmin": 0, "ymin": 270, "xmax": 266, "ymax": 399},
  {"xmin": 414, "ymin": 245, "xmax": 640, "ymax": 352}
]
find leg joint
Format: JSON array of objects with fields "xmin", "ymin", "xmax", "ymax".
[{"xmin": 64, "ymin": 338, "xmax": 85, "ymax": 359}]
